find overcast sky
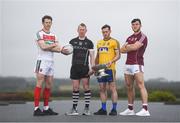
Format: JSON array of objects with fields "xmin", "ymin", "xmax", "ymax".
[{"xmin": 0, "ymin": 0, "xmax": 179, "ymax": 81}]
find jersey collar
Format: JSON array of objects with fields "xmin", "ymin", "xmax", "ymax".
[
  {"xmin": 78, "ymin": 36, "xmax": 86, "ymax": 40},
  {"xmin": 42, "ymin": 29, "xmax": 50, "ymax": 34},
  {"xmin": 133, "ymin": 31, "xmax": 141, "ymax": 36},
  {"xmin": 103, "ymin": 37, "xmax": 111, "ymax": 41}
]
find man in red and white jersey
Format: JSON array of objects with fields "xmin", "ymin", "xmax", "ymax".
[
  {"xmin": 120, "ymin": 19, "xmax": 150, "ymax": 116},
  {"xmin": 33, "ymin": 15, "xmax": 62, "ymax": 116}
]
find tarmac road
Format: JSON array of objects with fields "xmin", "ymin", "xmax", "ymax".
[{"xmin": 0, "ymin": 100, "xmax": 179, "ymax": 122}]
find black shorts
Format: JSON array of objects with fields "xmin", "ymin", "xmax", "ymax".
[{"xmin": 70, "ymin": 65, "xmax": 89, "ymax": 80}]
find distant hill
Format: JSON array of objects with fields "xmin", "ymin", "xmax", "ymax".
[{"xmin": 0, "ymin": 76, "xmax": 180, "ymax": 95}]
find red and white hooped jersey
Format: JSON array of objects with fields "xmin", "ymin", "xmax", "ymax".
[{"xmin": 35, "ymin": 29, "xmax": 57, "ymax": 61}]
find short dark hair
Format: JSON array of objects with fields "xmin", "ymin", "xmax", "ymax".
[
  {"xmin": 131, "ymin": 18, "xmax": 141, "ymax": 24},
  {"xmin": 78, "ymin": 23, "xmax": 87, "ymax": 28},
  {"xmin": 101, "ymin": 24, "xmax": 111, "ymax": 30},
  {"xmin": 42, "ymin": 15, "xmax": 52, "ymax": 23}
]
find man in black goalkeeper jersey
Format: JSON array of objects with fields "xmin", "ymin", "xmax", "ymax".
[{"xmin": 66, "ymin": 23, "xmax": 95, "ymax": 116}]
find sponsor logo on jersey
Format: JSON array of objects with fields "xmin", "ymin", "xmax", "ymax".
[
  {"xmin": 99, "ymin": 47, "xmax": 108, "ymax": 52},
  {"xmin": 43, "ymin": 34, "xmax": 55, "ymax": 41}
]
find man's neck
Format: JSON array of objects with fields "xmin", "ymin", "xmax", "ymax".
[
  {"xmin": 103, "ymin": 37, "xmax": 111, "ymax": 41},
  {"xmin": 79, "ymin": 36, "xmax": 86, "ymax": 40},
  {"xmin": 43, "ymin": 28, "xmax": 50, "ymax": 33},
  {"xmin": 134, "ymin": 31, "xmax": 141, "ymax": 35}
]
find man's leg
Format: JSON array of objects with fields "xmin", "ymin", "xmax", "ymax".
[
  {"xmin": 125, "ymin": 74, "xmax": 135, "ymax": 110},
  {"xmin": 34, "ymin": 73, "xmax": 44, "ymax": 109},
  {"xmin": 109, "ymin": 82, "xmax": 118, "ymax": 115},
  {"xmin": 135, "ymin": 72, "xmax": 148, "ymax": 104},
  {"xmin": 82, "ymin": 78, "xmax": 91, "ymax": 109},
  {"xmin": 65, "ymin": 79, "xmax": 80, "ymax": 115},
  {"xmin": 134, "ymin": 72, "xmax": 150, "ymax": 116},
  {"xmin": 134, "ymin": 72, "xmax": 148, "ymax": 105},
  {"xmin": 33, "ymin": 73, "xmax": 45, "ymax": 116},
  {"xmin": 82, "ymin": 78, "xmax": 91, "ymax": 115},
  {"xmin": 94, "ymin": 82, "xmax": 107, "ymax": 115},
  {"xmin": 119, "ymin": 74, "xmax": 135, "ymax": 115},
  {"xmin": 72, "ymin": 79, "xmax": 80, "ymax": 110},
  {"xmin": 107, "ymin": 70, "xmax": 118, "ymax": 115},
  {"xmin": 42, "ymin": 75, "xmax": 58, "ymax": 115},
  {"xmin": 43, "ymin": 76, "xmax": 52, "ymax": 110},
  {"xmin": 66, "ymin": 65, "xmax": 80, "ymax": 115},
  {"xmin": 100, "ymin": 83, "xmax": 107, "ymax": 111}
]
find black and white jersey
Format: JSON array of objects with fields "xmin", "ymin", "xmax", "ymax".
[{"xmin": 69, "ymin": 37, "xmax": 94, "ymax": 66}]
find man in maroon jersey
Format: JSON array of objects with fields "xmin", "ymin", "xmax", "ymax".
[{"xmin": 120, "ymin": 18, "xmax": 150, "ymax": 116}]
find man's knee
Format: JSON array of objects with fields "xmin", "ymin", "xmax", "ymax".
[
  {"xmin": 45, "ymin": 82, "xmax": 52, "ymax": 88},
  {"xmin": 73, "ymin": 85, "xmax": 80, "ymax": 91},
  {"xmin": 36, "ymin": 74, "xmax": 45, "ymax": 87},
  {"xmin": 82, "ymin": 80, "xmax": 90, "ymax": 91},
  {"xmin": 137, "ymin": 81, "xmax": 145, "ymax": 89},
  {"xmin": 45, "ymin": 76, "xmax": 53, "ymax": 88},
  {"xmin": 100, "ymin": 86, "xmax": 106, "ymax": 93},
  {"xmin": 110, "ymin": 83, "xmax": 117, "ymax": 93},
  {"xmin": 125, "ymin": 81, "xmax": 134, "ymax": 90},
  {"xmin": 83, "ymin": 85, "xmax": 90, "ymax": 91}
]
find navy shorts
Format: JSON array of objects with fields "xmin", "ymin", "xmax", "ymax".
[{"xmin": 97, "ymin": 69, "xmax": 116, "ymax": 83}]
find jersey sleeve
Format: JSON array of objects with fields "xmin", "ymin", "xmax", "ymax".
[
  {"xmin": 142, "ymin": 37, "xmax": 148, "ymax": 46},
  {"xmin": 96, "ymin": 41, "xmax": 100, "ymax": 52},
  {"xmin": 36, "ymin": 31, "xmax": 43, "ymax": 42},
  {"xmin": 126, "ymin": 36, "xmax": 132, "ymax": 44},
  {"xmin": 138, "ymin": 33, "xmax": 146, "ymax": 44},
  {"xmin": 126, "ymin": 38, "xmax": 128, "ymax": 42},
  {"xmin": 54, "ymin": 34, "xmax": 58, "ymax": 42},
  {"xmin": 113, "ymin": 40, "xmax": 120, "ymax": 50},
  {"xmin": 89, "ymin": 41, "xmax": 94, "ymax": 50},
  {"xmin": 69, "ymin": 40, "xmax": 73, "ymax": 45}
]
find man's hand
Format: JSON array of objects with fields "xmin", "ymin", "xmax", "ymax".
[
  {"xmin": 88, "ymin": 69, "xmax": 95, "ymax": 76},
  {"xmin": 120, "ymin": 47, "xmax": 127, "ymax": 53},
  {"xmin": 61, "ymin": 48, "xmax": 70, "ymax": 55},
  {"xmin": 106, "ymin": 61, "xmax": 113, "ymax": 68},
  {"xmin": 51, "ymin": 43, "xmax": 58, "ymax": 47},
  {"xmin": 120, "ymin": 43, "xmax": 128, "ymax": 53}
]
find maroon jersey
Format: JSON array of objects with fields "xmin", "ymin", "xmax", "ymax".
[{"xmin": 126, "ymin": 32, "xmax": 147, "ymax": 65}]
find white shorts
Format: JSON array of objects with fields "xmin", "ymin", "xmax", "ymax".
[
  {"xmin": 124, "ymin": 64, "xmax": 144, "ymax": 75},
  {"xmin": 34, "ymin": 60, "xmax": 54, "ymax": 76}
]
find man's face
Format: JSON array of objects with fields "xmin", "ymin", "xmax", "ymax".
[
  {"xmin": 102, "ymin": 27, "xmax": 111, "ymax": 39},
  {"xmin": 131, "ymin": 21, "xmax": 141, "ymax": 33},
  {"xmin": 43, "ymin": 19, "xmax": 52, "ymax": 31},
  {"xmin": 78, "ymin": 26, "xmax": 87, "ymax": 38}
]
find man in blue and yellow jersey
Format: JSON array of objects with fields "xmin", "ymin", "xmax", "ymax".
[{"xmin": 94, "ymin": 24, "xmax": 120, "ymax": 116}]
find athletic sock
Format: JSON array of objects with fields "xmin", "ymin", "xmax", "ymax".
[
  {"xmin": 143, "ymin": 104, "xmax": 148, "ymax": 111},
  {"xmin": 43, "ymin": 106, "xmax": 49, "ymax": 111},
  {"xmin": 128, "ymin": 104, "xmax": 133, "ymax": 110},
  {"xmin": 101, "ymin": 102, "xmax": 106, "ymax": 111},
  {"xmin": 34, "ymin": 86, "xmax": 41, "ymax": 107},
  {"xmin": 112, "ymin": 102, "xmax": 117, "ymax": 110},
  {"xmin": 34, "ymin": 106, "xmax": 39, "ymax": 111},
  {"xmin": 72, "ymin": 90, "xmax": 79, "ymax": 109},
  {"xmin": 84, "ymin": 90, "xmax": 91, "ymax": 109},
  {"xmin": 43, "ymin": 88, "xmax": 51, "ymax": 107}
]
